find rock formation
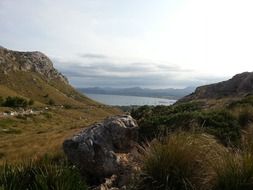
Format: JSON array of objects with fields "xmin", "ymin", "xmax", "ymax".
[
  {"xmin": 180, "ymin": 72, "xmax": 253, "ymax": 102},
  {"xmin": 0, "ymin": 46, "xmax": 67, "ymax": 83},
  {"xmin": 63, "ymin": 115, "xmax": 139, "ymax": 189}
]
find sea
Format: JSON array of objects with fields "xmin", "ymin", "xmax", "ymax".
[{"xmin": 85, "ymin": 93, "xmax": 176, "ymax": 106}]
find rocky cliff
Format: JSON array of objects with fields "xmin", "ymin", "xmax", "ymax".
[
  {"xmin": 180, "ymin": 72, "xmax": 253, "ymax": 102},
  {"xmin": 0, "ymin": 46, "xmax": 96, "ymax": 106},
  {"xmin": 0, "ymin": 46, "xmax": 67, "ymax": 83}
]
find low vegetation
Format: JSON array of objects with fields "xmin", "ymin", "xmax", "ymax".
[
  {"xmin": 130, "ymin": 132, "xmax": 253, "ymax": 190},
  {"xmin": 131, "ymin": 100, "xmax": 253, "ymax": 145},
  {"xmin": 1, "ymin": 92, "xmax": 253, "ymax": 189},
  {"xmin": 0, "ymin": 154, "xmax": 88, "ymax": 190},
  {"xmin": 0, "ymin": 96, "xmax": 33, "ymax": 108},
  {"xmin": 0, "ymin": 107, "xmax": 120, "ymax": 164}
]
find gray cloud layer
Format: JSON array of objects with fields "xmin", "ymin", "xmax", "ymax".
[{"xmin": 53, "ymin": 54, "xmax": 226, "ymax": 88}]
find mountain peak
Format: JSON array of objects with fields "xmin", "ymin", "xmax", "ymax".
[
  {"xmin": 180, "ymin": 71, "xmax": 253, "ymax": 102},
  {"xmin": 0, "ymin": 47, "xmax": 68, "ymax": 83}
]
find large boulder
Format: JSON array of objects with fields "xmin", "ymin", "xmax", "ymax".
[{"xmin": 63, "ymin": 115, "xmax": 139, "ymax": 185}]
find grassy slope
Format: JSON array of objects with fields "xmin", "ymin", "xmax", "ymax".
[
  {"xmin": 0, "ymin": 72, "xmax": 121, "ymax": 163},
  {"xmin": 0, "ymin": 71, "xmax": 97, "ymax": 106},
  {"xmin": 0, "ymin": 106, "xmax": 120, "ymax": 163}
]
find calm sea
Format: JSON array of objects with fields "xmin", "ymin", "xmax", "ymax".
[{"xmin": 85, "ymin": 93, "xmax": 176, "ymax": 106}]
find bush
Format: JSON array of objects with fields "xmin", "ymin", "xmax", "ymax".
[
  {"xmin": 0, "ymin": 157, "xmax": 87, "ymax": 190},
  {"xmin": 48, "ymin": 99, "xmax": 55, "ymax": 106},
  {"xmin": 2, "ymin": 96, "xmax": 28, "ymax": 108},
  {"xmin": 28, "ymin": 99, "xmax": 34, "ymax": 106},
  {"xmin": 200, "ymin": 110, "xmax": 240, "ymax": 145},
  {"xmin": 136, "ymin": 133, "xmax": 225, "ymax": 190},
  {"xmin": 0, "ymin": 96, "xmax": 3, "ymax": 105},
  {"xmin": 63, "ymin": 104, "xmax": 72, "ymax": 109},
  {"xmin": 236, "ymin": 107, "xmax": 253, "ymax": 127},
  {"xmin": 134, "ymin": 105, "xmax": 241, "ymax": 145},
  {"xmin": 228, "ymin": 96, "xmax": 253, "ymax": 108}
]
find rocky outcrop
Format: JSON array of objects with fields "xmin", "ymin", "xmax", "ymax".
[
  {"xmin": 63, "ymin": 115, "xmax": 139, "ymax": 189},
  {"xmin": 0, "ymin": 46, "xmax": 68, "ymax": 83},
  {"xmin": 180, "ymin": 72, "xmax": 253, "ymax": 102}
]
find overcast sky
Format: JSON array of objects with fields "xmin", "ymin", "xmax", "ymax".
[{"xmin": 0, "ymin": 0, "xmax": 253, "ymax": 88}]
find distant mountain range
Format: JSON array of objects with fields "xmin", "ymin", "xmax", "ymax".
[{"xmin": 77, "ymin": 86, "xmax": 196, "ymax": 100}]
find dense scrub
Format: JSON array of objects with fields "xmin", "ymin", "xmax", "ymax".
[
  {"xmin": 0, "ymin": 96, "xmax": 33, "ymax": 108},
  {"xmin": 131, "ymin": 101, "xmax": 252, "ymax": 145}
]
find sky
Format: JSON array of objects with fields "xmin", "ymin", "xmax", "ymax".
[{"xmin": 0, "ymin": 0, "xmax": 253, "ymax": 88}]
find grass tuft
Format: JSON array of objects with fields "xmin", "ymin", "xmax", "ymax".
[
  {"xmin": 136, "ymin": 133, "xmax": 225, "ymax": 190},
  {"xmin": 0, "ymin": 155, "xmax": 87, "ymax": 190}
]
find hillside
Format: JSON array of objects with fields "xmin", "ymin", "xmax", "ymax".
[
  {"xmin": 0, "ymin": 46, "xmax": 120, "ymax": 163},
  {"xmin": 0, "ymin": 46, "xmax": 96, "ymax": 106},
  {"xmin": 180, "ymin": 72, "xmax": 253, "ymax": 103}
]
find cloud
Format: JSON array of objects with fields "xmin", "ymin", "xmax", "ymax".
[
  {"xmin": 78, "ymin": 53, "xmax": 108, "ymax": 59},
  {"xmin": 53, "ymin": 57, "xmax": 225, "ymax": 88}
]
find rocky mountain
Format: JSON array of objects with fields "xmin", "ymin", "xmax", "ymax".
[
  {"xmin": 0, "ymin": 46, "xmax": 96, "ymax": 106},
  {"xmin": 180, "ymin": 72, "xmax": 253, "ymax": 102},
  {"xmin": 0, "ymin": 46, "xmax": 67, "ymax": 83}
]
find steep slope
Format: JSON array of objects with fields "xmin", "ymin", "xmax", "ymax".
[
  {"xmin": 0, "ymin": 46, "xmax": 95, "ymax": 106},
  {"xmin": 180, "ymin": 72, "xmax": 253, "ymax": 102},
  {"xmin": 0, "ymin": 46, "xmax": 120, "ymax": 163}
]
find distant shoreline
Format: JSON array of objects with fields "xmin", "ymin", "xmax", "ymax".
[
  {"xmin": 84, "ymin": 93, "xmax": 177, "ymax": 106},
  {"xmin": 84, "ymin": 92, "xmax": 179, "ymax": 100}
]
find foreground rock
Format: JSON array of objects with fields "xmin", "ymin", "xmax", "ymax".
[{"xmin": 63, "ymin": 115, "xmax": 139, "ymax": 189}]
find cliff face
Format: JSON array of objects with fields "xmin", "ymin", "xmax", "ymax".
[
  {"xmin": 0, "ymin": 46, "xmax": 96, "ymax": 106},
  {"xmin": 0, "ymin": 46, "xmax": 68, "ymax": 83},
  {"xmin": 180, "ymin": 72, "xmax": 253, "ymax": 102}
]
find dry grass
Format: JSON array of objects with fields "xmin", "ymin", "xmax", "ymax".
[
  {"xmin": 0, "ymin": 106, "xmax": 120, "ymax": 164},
  {"xmin": 135, "ymin": 133, "xmax": 226, "ymax": 190},
  {"xmin": 131, "ymin": 131, "xmax": 253, "ymax": 190},
  {"xmin": 0, "ymin": 71, "xmax": 96, "ymax": 107}
]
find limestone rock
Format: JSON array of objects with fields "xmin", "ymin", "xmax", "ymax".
[
  {"xmin": 63, "ymin": 115, "xmax": 139, "ymax": 185},
  {"xmin": 0, "ymin": 46, "xmax": 68, "ymax": 83}
]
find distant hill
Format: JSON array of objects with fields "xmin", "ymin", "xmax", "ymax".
[
  {"xmin": 77, "ymin": 86, "xmax": 195, "ymax": 100},
  {"xmin": 180, "ymin": 72, "xmax": 253, "ymax": 102},
  {"xmin": 0, "ymin": 46, "xmax": 97, "ymax": 106}
]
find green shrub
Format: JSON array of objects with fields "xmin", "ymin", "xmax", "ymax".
[
  {"xmin": 0, "ymin": 96, "xmax": 3, "ymax": 106},
  {"xmin": 137, "ymin": 133, "xmax": 224, "ymax": 190},
  {"xmin": 0, "ymin": 157, "xmax": 87, "ymax": 190},
  {"xmin": 63, "ymin": 104, "xmax": 72, "ymax": 109},
  {"xmin": 48, "ymin": 99, "xmax": 55, "ymax": 106},
  {"xmin": 28, "ymin": 99, "xmax": 34, "ymax": 106},
  {"xmin": 2, "ymin": 96, "xmax": 29, "ymax": 108},
  {"xmin": 228, "ymin": 96, "xmax": 253, "ymax": 108},
  {"xmin": 237, "ymin": 107, "xmax": 253, "ymax": 127},
  {"xmin": 134, "ymin": 105, "xmax": 240, "ymax": 145},
  {"xmin": 131, "ymin": 105, "xmax": 153, "ymax": 121},
  {"xmin": 200, "ymin": 110, "xmax": 240, "ymax": 145}
]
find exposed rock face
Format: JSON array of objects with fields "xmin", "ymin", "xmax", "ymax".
[
  {"xmin": 0, "ymin": 46, "xmax": 68, "ymax": 83},
  {"xmin": 63, "ymin": 115, "xmax": 139, "ymax": 187},
  {"xmin": 180, "ymin": 72, "xmax": 253, "ymax": 102}
]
